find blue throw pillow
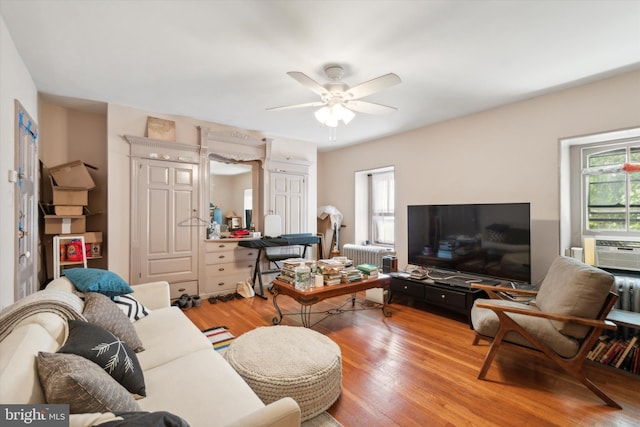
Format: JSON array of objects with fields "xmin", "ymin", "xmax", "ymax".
[{"xmin": 64, "ymin": 268, "xmax": 133, "ymax": 297}]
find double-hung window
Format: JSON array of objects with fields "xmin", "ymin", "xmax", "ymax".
[
  {"xmin": 582, "ymin": 142, "xmax": 640, "ymax": 233},
  {"xmin": 369, "ymin": 170, "xmax": 395, "ymax": 245}
]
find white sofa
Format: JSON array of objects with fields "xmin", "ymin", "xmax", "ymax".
[{"xmin": 0, "ymin": 277, "xmax": 301, "ymax": 427}]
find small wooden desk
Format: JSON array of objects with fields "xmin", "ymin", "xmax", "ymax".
[{"xmin": 271, "ymin": 274, "xmax": 392, "ymax": 327}]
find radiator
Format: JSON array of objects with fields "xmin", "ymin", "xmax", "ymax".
[
  {"xmin": 342, "ymin": 244, "xmax": 395, "ymax": 269},
  {"xmin": 615, "ymin": 276, "xmax": 640, "ymax": 313}
]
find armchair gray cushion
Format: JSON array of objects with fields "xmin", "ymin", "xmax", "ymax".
[
  {"xmin": 535, "ymin": 256, "xmax": 614, "ymax": 339},
  {"xmin": 470, "ymin": 299, "xmax": 580, "ymax": 358}
]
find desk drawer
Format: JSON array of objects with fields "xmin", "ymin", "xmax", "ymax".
[
  {"xmin": 205, "ymin": 248, "xmax": 256, "ymax": 265},
  {"xmin": 424, "ymin": 287, "xmax": 466, "ymax": 310},
  {"xmin": 391, "ymin": 278, "xmax": 424, "ymax": 299},
  {"xmin": 203, "ymin": 267, "xmax": 253, "ymax": 295}
]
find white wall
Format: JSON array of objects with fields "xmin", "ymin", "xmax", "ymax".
[
  {"xmin": 0, "ymin": 14, "xmax": 38, "ymax": 308},
  {"xmin": 318, "ymin": 70, "xmax": 640, "ymax": 285},
  {"xmin": 107, "ymin": 104, "xmax": 317, "ymax": 282}
]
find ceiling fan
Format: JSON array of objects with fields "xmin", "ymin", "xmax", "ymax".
[{"xmin": 267, "ymin": 64, "xmax": 401, "ymax": 127}]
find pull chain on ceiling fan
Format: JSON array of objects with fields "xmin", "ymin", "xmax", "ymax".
[{"xmin": 267, "ymin": 64, "xmax": 401, "ymax": 128}]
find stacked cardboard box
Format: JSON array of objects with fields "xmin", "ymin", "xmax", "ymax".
[
  {"xmin": 43, "ymin": 161, "xmax": 103, "ymax": 260},
  {"xmin": 44, "ymin": 161, "xmax": 95, "ymax": 235}
]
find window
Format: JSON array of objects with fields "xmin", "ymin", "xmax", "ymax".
[
  {"xmin": 369, "ymin": 169, "xmax": 395, "ymax": 245},
  {"xmin": 583, "ymin": 143, "xmax": 640, "ymax": 233}
]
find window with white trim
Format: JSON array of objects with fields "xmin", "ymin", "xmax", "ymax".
[
  {"xmin": 368, "ymin": 169, "xmax": 395, "ymax": 245},
  {"xmin": 582, "ymin": 142, "xmax": 640, "ymax": 233}
]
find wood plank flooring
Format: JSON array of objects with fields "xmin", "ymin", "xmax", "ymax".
[{"xmin": 184, "ymin": 291, "xmax": 640, "ymax": 427}]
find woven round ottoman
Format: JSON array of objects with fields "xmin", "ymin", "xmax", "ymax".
[{"xmin": 224, "ymin": 325, "xmax": 342, "ymax": 421}]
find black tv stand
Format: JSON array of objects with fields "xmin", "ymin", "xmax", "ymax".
[{"xmin": 389, "ymin": 272, "xmax": 499, "ymax": 325}]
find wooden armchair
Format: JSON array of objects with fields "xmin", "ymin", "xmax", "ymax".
[{"xmin": 470, "ymin": 256, "xmax": 621, "ymax": 409}]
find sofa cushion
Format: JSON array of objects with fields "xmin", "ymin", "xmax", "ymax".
[
  {"xmin": 112, "ymin": 294, "xmax": 150, "ymax": 321},
  {"xmin": 133, "ymin": 306, "xmax": 211, "ymax": 371},
  {"xmin": 58, "ymin": 320, "xmax": 146, "ymax": 397},
  {"xmin": 92, "ymin": 411, "xmax": 190, "ymax": 426},
  {"xmin": 64, "ymin": 268, "xmax": 134, "ymax": 297},
  {"xmin": 138, "ymin": 348, "xmax": 265, "ymax": 427},
  {"xmin": 471, "ymin": 298, "xmax": 580, "ymax": 358},
  {"xmin": 83, "ymin": 293, "xmax": 145, "ymax": 352},
  {"xmin": 535, "ymin": 256, "xmax": 614, "ymax": 339},
  {"xmin": 37, "ymin": 352, "xmax": 140, "ymax": 414},
  {"xmin": 0, "ymin": 324, "xmax": 60, "ymax": 404}
]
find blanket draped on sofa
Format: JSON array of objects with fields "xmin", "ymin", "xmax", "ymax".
[{"xmin": 0, "ymin": 289, "xmax": 85, "ymax": 341}]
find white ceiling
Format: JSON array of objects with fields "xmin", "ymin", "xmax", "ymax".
[{"xmin": 1, "ymin": 0, "xmax": 639, "ymax": 151}]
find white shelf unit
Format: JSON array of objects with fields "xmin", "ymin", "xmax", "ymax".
[{"xmin": 53, "ymin": 235, "xmax": 87, "ymax": 279}]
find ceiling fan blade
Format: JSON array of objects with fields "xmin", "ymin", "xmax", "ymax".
[
  {"xmin": 287, "ymin": 71, "xmax": 328, "ymax": 96},
  {"xmin": 345, "ymin": 73, "xmax": 401, "ymax": 99},
  {"xmin": 266, "ymin": 101, "xmax": 326, "ymax": 111},
  {"xmin": 345, "ymin": 100, "xmax": 397, "ymax": 115}
]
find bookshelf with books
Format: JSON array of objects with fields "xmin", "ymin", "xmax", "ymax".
[{"xmin": 589, "ymin": 309, "xmax": 640, "ymax": 376}]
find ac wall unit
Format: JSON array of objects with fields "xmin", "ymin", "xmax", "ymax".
[{"xmin": 594, "ymin": 236, "xmax": 640, "ymax": 271}]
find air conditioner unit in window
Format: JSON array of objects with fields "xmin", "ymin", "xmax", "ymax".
[{"xmin": 594, "ymin": 236, "xmax": 640, "ymax": 271}]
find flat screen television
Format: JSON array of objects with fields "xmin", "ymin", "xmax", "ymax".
[{"xmin": 407, "ymin": 203, "xmax": 531, "ymax": 283}]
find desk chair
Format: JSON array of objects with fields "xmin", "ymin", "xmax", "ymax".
[{"xmin": 470, "ymin": 256, "xmax": 621, "ymax": 408}]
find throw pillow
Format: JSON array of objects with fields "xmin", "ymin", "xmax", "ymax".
[
  {"xmin": 37, "ymin": 352, "xmax": 140, "ymax": 414},
  {"xmin": 83, "ymin": 292, "xmax": 145, "ymax": 352},
  {"xmin": 535, "ymin": 256, "xmax": 614, "ymax": 339},
  {"xmin": 95, "ymin": 411, "xmax": 190, "ymax": 427},
  {"xmin": 58, "ymin": 320, "xmax": 146, "ymax": 397},
  {"xmin": 112, "ymin": 294, "xmax": 150, "ymax": 321},
  {"xmin": 64, "ymin": 268, "xmax": 134, "ymax": 297}
]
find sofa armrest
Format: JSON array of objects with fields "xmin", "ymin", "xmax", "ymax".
[
  {"xmin": 131, "ymin": 281, "xmax": 171, "ymax": 310},
  {"xmin": 224, "ymin": 397, "xmax": 301, "ymax": 427}
]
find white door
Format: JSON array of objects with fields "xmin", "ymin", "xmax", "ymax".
[
  {"xmin": 270, "ymin": 172, "xmax": 306, "ymax": 234},
  {"xmin": 15, "ymin": 101, "xmax": 38, "ymax": 299},
  {"xmin": 133, "ymin": 159, "xmax": 199, "ymax": 285}
]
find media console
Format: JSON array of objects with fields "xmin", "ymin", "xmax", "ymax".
[{"xmin": 389, "ymin": 272, "xmax": 499, "ymax": 325}]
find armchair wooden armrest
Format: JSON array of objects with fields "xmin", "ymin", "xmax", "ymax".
[
  {"xmin": 471, "ymin": 283, "xmax": 538, "ymax": 299},
  {"xmin": 474, "ymin": 300, "xmax": 617, "ymax": 330}
]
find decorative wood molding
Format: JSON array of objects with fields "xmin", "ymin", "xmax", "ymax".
[
  {"xmin": 265, "ymin": 157, "xmax": 312, "ymax": 175},
  {"xmin": 124, "ymin": 134, "xmax": 200, "ymax": 164},
  {"xmin": 199, "ymin": 126, "xmax": 266, "ymax": 162},
  {"xmin": 264, "ymin": 139, "xmax": 311, "ymax": 175}
]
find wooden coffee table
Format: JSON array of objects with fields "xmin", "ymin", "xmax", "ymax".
[{"xmin": 270, "ymin": 274, "xmax": 392, "ymax": 327}]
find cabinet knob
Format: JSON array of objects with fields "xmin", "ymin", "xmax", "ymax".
[
  {"xmin": 218, "ymin": 282, "xmax": 225, "ymax": 286},
  {"xmin": 218, "ymin": 244, "xmax": 225, "ymax": 248},
  {"xmin": 403, "ymin": 285, "xmax": 408, "ymax": 290},
  {"xmin": 218, "ymin": 255, "xmax": 225, "ymax": 259},
  {"xmin": 218, "ymin": 267, "xmax": 225, "ymax": 271},
  {"xmin": 178, "ymin": 288, "xmax": 186, "ymax": 292},
  {"xmin": 441, "ymin": 294, "xmax": 446, "ymax": 299}
]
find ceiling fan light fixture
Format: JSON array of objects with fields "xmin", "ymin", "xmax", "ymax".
[{"xmin": 314, "ymin": 104, "xmax": 355, "ymax": 127}]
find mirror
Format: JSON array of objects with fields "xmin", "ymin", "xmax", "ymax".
[{"xmin": 209, "ymin": 158, "xmax": 257, "ymax": 230}]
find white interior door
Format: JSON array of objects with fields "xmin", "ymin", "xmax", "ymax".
[
  {"xmin": 270, "ymin": 172, "xmax": 306, "ymax": 234},
  {"xmin": 15, "ymin": 101, "xmax": 38, "ymax": 299},
  {"xmin": 134, "ymin": 159, "xmax": 199, "ymax": 285}
]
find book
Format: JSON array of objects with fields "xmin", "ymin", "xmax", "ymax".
[
  {"xmin": 602, "ymin": 340, "xmax": 625, "ymax": 365},
  {"xmin": 356, "ymin": 263, "xmax": 378, "ymax": 274},
  {"xmin": 614, "ymin": 335, "xmax": 638, "ymax": 368}
]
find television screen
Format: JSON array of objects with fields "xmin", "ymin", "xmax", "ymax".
[{"xmin": 407, "ymin": 203, "xmax": 531, "ymax": 283}]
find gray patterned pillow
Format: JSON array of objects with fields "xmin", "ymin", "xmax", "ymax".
[
  {"xmin": 36, "ymin": 352, "xmax": 140, "ymax": 414},
  {"xmin": 83, "ymin": 292, "xmax": 145, "ymax": 352}
]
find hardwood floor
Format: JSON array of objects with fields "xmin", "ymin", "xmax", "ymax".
[{"xmin": 184, "ymin": 292, "xmax": 640, "ymax": 427}]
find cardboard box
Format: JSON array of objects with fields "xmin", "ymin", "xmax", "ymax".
[
  {"xmin": 147, "ymin": 116, "xmax": 176, "ymax": 141},
  {"xmin": 49, "ymin": 160, "xmax": 96, "ymax": 189},
  {"xmin": 54, "ymin": 205, "xmax": 84, "ymax": 216},
  {"xmin": 44, "ymin": 216, "xmax": 86, "ymax": 235},
  {"xmin": 81, "ymin": 231, "xmax": 103, "ymax": 243},
  {"xmin": 52, "ymin": 185, "xmax": 88, "ymax": 206}
]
